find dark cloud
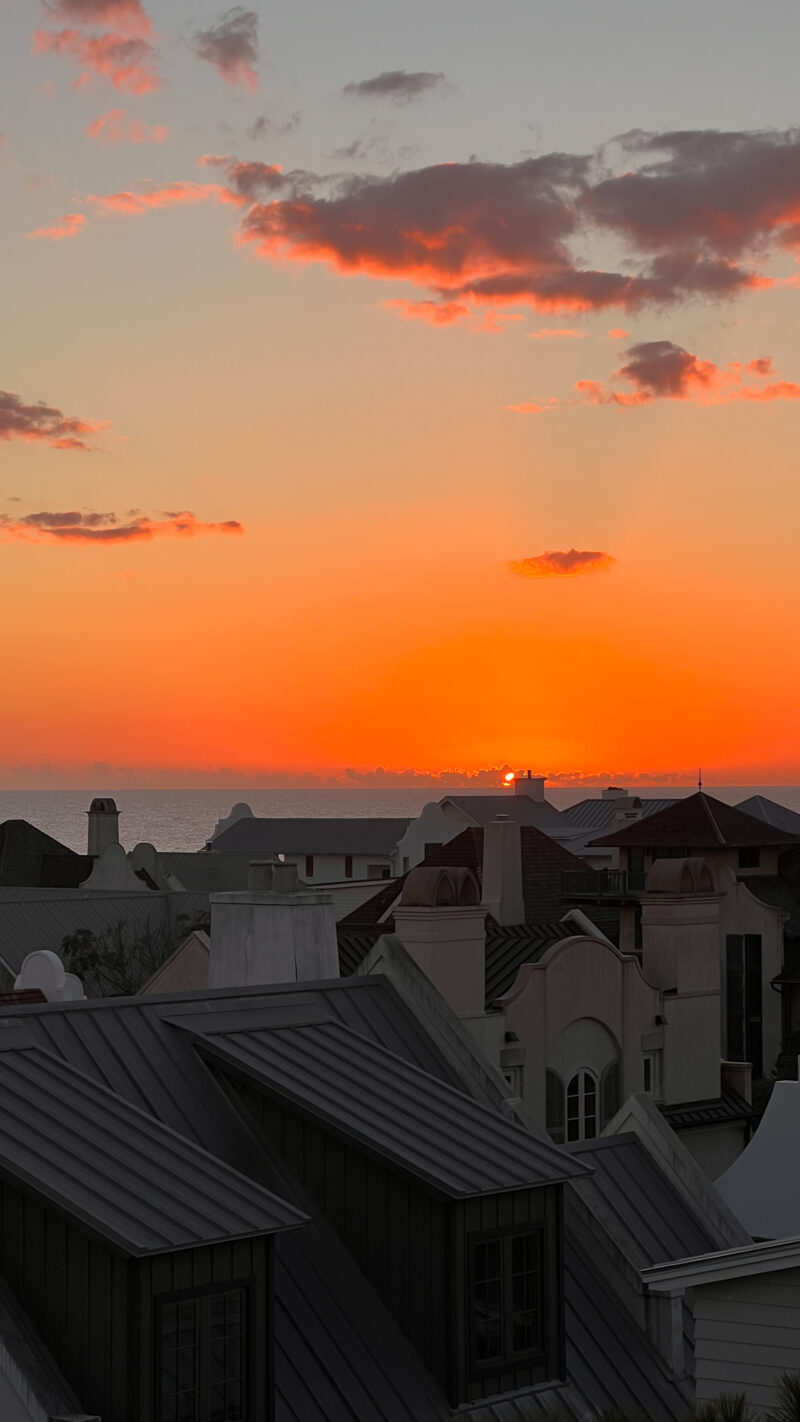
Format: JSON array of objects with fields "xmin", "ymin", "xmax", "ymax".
[
  {"xmin": 342, "ymin": 70, "xmax": 449, "ymax": 105},
  {"xmin": 509, "ymin": 550, "xmax": 616, "ymax": 578},
  {"xmin": 575, "ymin": 341, "xmax": 800, "ymax": 408},
  {"xmin": 0, "ymin": 510, "xmax": 244, "ymax": 544},
  {"xmin": 247, "ymin": 111, "xmax": 300, "ymax": 142},
  {"xmin": 193, "ymin": 8, "xmax": 259, "ymax": 89},
  {"xmin": 0, "ymin": 390, "xmax": 109, "ymax": 450}
]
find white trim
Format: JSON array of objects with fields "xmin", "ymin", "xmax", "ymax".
[{"xmin": 643, "ymin": 1234, "xmax": 800, "ymax": 1293}]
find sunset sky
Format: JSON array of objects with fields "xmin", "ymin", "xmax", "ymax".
[{"xmin": 2, "ymin": 0, "xmax": 800, "ymax": 787}]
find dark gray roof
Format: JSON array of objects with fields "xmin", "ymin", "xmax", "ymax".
[
  {"xmin": 0, "ymin": 1032, "xmax": 305, "ymax": 1256},
  {"xmin": 158, "ymin": 851, "xmax": 259, "ymax": 891},
  {"xmin": 737, "ymin": 795, "xmax": 800, "ymax": 835},
  {"xmin": 565, "ymin": 1134, "xmax": 718, "ymax": 1265},
  {"xmin": 561, "ymin": 798, "xmax": 677, "ymax": 831},
  {"xmin": 590, "ymin": 791, "xmax": 800, "ymax": 849},
  {"xmin": 0, "ymin": 886, "xmax": 210, "ymax": 979},
  {"xmin": 211, "ymin": 818, "xmax": 410, "ymax": 855},
  {"xmin": 187, "ymin": 1018, "xmax": 588, "ymax": 1198},
  {"xmin": 484, "ymin": 920, "xmax": 577, "ymax": 1004},
  {"xmin": 442, "ymin": 795, "xmax": 566, "ymax": 831}
]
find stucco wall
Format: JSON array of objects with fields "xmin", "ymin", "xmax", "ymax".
[{"xmin": 694, "ymin": 1267, "xmax": 800, "ymax": 1409}]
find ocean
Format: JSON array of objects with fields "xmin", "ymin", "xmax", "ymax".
[{"xmin": 1, "ymin": 785, "xmax": 799, "ymax": 855}]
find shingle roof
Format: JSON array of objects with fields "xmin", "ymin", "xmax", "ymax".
[
  {"xmin": 211, "ymin": 818, "xmax": 410, "ymax": 855},
  {"xmin": 590, "ymin": 791, "xmax": 800, "ymax": 849},
  {"xmin": 562, "ymin": 798, "xmax": 677, "ymax": 831},
  {"xmin": 187, "ymin": 1018, "xmax": 588, "ymax": 1198},
  {"xmin": 0, "ymin": 1032, "xmax": 305, "ymax": 1255}
]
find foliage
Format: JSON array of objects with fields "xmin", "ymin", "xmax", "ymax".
[
  {"xmin": 767, "ymin": 1372, "xmax": 800, "ymax": 1422},
  {"xmin": 693, "ymin": 1395, "xmax": 755, "ymax": 1422},
  {"xmin": 62, "ymin": 911, "xmax": 208, "ymax": 998}
]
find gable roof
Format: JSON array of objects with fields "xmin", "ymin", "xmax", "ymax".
[
  {"xmin": 211, "ymin": 818, "xmax": 411, "ymax": 856},
  {"xmin": 589, "ymin": 791, "xmax": 800, "ymax": 849},
  {"xmin": 0, "ymin": 1030, "xmax": 305, "ymax": 1256},
  {"xmin": 0, "ymin": 820, "xmax": 90, "ymax": 889},
  {"xmin": 186, "ymin": 1018, "xmax": 588, "ymax": 1198}
]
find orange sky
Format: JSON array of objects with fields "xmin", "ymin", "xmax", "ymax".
[{"xmin": 3, "ymin": 1, "xmax": 800, "ymax": 785}]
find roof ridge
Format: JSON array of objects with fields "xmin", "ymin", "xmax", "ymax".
[{"xmin": 699, "ymin": 792, "xmax": 726, "ymax": 846}]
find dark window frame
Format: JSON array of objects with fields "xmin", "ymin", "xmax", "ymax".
[
  {"xmin": 467, "ymin": 1224, "xmax": 546, "ymax": 1377},
  {"xmin": 344, "ymin": 855, "xmax": 353, "ymax": 879},
  {"xmin": 154, "ymin": 1278, "xmax": 254, "ymax": 1422},
  {"xmin": 726, "ymin": 933, "xmax": 763, "ymax": 1076},
  {"xmin": 305, "ymin": 855, "xmax": 314, "ymax": 879}
]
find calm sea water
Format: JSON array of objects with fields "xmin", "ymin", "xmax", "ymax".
[{"xmin": 1, "ymin": 786, "xmax": 799, "ymax": 854}]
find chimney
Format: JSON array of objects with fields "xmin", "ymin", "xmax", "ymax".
[
  {"xmin": 515, "ymin": 769, "xmax": 545, "ymax": 802},
  {"xmin": 208, "ymin": 859, "xmax": 339, "ymax": 989},
  {"xmin": 393, "ymin": 866, "xmax": 485, "ymax": 1016},
  {"xmin": 601, "ymin": 786, "xmax": 629, "ymax": 801},
  {"xmin": 613, "ymin": 795, "xmax": 644, "ymax": 830},
  {"xmin": 482, "ymin": 816, "xmax": 525, "ymax": 926},
  {"xmin": 87, "ymin": 797, "xmax": 120, "ymax": 857}
]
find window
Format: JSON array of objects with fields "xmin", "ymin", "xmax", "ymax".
[
  {"xmin": 469, "ymin": 1229, "xmax": 544, "ymax": 1373},
  {"xmin": 305, "ymin": 855, "xmax": 314, "ymax": 879},
  {"xmin": 502, "ymin": 1065, "xmax": 524, "ymax": 1098},
  {"xmin": 344, "ymin": 855, "xmax": 353, "ymax": 879},
  {"xmin": 367, "ymin": 863, "xmax": 390, "ymax": 880},
  {"xmin": 545, "ymin": 1071, "xmax": 565, "ymax": 1144},
  {"xmin": 424, "ymin": 842, "xmax": 443, "ymax": 859},
  {"xmin": 738, "ymin": 847, "xmax": 761, "ymax": 870},
  {"xmin": 727, "ymin": 934, "xmax": 763, "ymax": 1076},
  {"xmin": 566, "ymin": 1069, "xmax": 597, "ymax": 1141},
  {"xmin": 157, "ymin": 1286, "xmax": 249, "ymax": 1422},
  {"xmin": 643, "ymin": 1056, "xmax": 652, "ymax": 1093}
]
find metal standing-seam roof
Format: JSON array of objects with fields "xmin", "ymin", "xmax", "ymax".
[
  {"xmin": 186, "ymin": 1018, "xmax": 589, "ymax": 1198},
  {"xmin": 561, "ymin": 798, "xmax": 678, "ymax": 831},
  {"xmin": 0, "ymin": 1030, "xmax": 306, "ymax": 1256}
]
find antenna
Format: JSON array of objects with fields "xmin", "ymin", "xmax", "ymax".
[{"xmin": 697, "ymin": 766, "xmax": 703, "ymax": 790}]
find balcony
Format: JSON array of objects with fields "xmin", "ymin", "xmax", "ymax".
[{"xmin": 561, "ymin": 868, "xmax": 646, "ymax": 901}]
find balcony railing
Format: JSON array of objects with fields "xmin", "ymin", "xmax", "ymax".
[{"xmin": 561, "ymin": 868, "xmax": 646, "ymax": 900}]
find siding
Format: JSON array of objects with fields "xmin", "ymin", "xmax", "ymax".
[{"xmin": 695, "ymin": 1269, "xmax": 800, "ymax": 1408}]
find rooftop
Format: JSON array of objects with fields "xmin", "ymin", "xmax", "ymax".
[
  {"xmin": 210, "ymin": 817, "xmax": 411, "ymax": 856},
  {"xmin": 589, "ymin": 791, "xmax": 800, "ymax": 850}
]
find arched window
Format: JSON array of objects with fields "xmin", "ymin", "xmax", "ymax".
[
  {"xmin": 545, "ymin": 1070, "xmax": 565, "ymax": 1144},
  {"xmin": 566, "ymin": 1070, "xmax": 598, "ymax": 1142}
]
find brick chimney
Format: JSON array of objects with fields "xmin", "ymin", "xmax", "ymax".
[
  {"xmin": 482, "ymin": 815, "xmax": 525, "ymax": 926},
  {"xmin": 208, "ymin": 860, "xmax": 339, "ymax": 989}
]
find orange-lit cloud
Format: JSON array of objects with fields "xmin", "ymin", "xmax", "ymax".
[
  {"xmin": 607, "ymin": 327, "xmax": 630, "ymax": 338},
  {"xmin": 42, "ymin": 0, "xmax": 152, "ymax": 36},
  {"xmin": 0, "ymin": 390, "xmax": 109, "ymax": 450},
  {"xmin": 0, "ymin": 510, "xmax": 244, "ymax": 544},
  {"xmin": 193, "ymin": 8, "xmax": 259, "ymax": 90},
  {"xmin": 88, "ymin": 180, "xmax": 243, "ymax": 215},
  {"xmin": 27, "ymin": 212, "xmax": 87, "ymax": 240},
  {"xmin": 383, "ymin": 298, "xmax": 470, "ymax": 326},
  {"xmin": 508, "ymin": 549, "xmax": 616, "ymax": 577},
  {"xmin": 87, "ymin": 108, "xmax": 166, "ymax": 143},
  {"xmin": 576, "ymin": 340, "xmax": 800, "ymax": 407},
  {"xmin": 528, "ymin": 327, "xmax": 584, "ymax": 339},
  {"xmin": 506, "ymin": 397, "xmax": 559, "ymax": 413},
  {"xmin": 33, "ymin": 28, "xmax": 161, "ymax": 92}
]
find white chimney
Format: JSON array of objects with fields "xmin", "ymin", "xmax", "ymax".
[
  {"xmin": 87, "ymin": 797, "xmax": 120, "ymax": 856},
  {"xmin": 601, "ymin": 786, "xmax": 629, "ymax": 801},
  {"xmin": 482, "ymin": 816, "xmax": 525, "ymax": 926},
  {"xmin": 393, "ymin": 867, "xmax": 485, "ymax": 1016},
  {"xmin": 515, "ymin": 770, "xmax": 545, "ymax": 802},
  {"xmin": 208, "ymin": 860, "xmax": 339, "ymax": 988}
]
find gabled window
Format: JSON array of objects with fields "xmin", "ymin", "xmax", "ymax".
[
  {"xmin": 156, "ymin": 1285, "xmax": 250, "ymax": 1422},
  {"xmin": 469, "ymin": 1228, "xmax": 544, "ymax": 1374}
]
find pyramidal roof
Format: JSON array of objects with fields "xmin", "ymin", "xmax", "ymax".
[{"xmin": 589, "ymin": 791, "xmax": 800, "ymax": 849}]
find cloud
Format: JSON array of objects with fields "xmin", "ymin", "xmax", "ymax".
[
  {"xmin": 88, "ymin": 179, "xmax": 243, "ymax": 215},
  {"xmin": 606, "ymin": 327, "xmax": 630, "ymax": 339},
  {"xmin": 528, "ymin": 327, "xmax": 584, "ymax": 340},
  {"xmin": 247, "ymin": 111, "xmax": 300, "ymax": 142},
  {"xmin": 193, "ymin": 8, "xmax": 259, "ymax": 89},
  {"xmin": 87, "ymin": 108, "xmax": 166, "ymax": 143},
  {"xmin": 0, "ymin": 390, "xmax": 109, "ymax": 450},
  {"xmin": 505, "ymin": 398, "xmax": 559, "ymax": 413},
  {"xmin": 342, "ymin": 70, "xmax": 449, "ymax": 105},
  {"xmin": 383, "ymin": 298, "xmax": 470, "ymax": 326},
  {"xmin": 0, "ymin": 509, "xmax": 244, "ymax": 545},
  {"xmin": 33, "ymin": 28, "xmax": 161, "ymax": 92},
  {"xmin": 27, "ymin": 212, "xmax": 87, "ymax": 240},
  {"xmin": 43, "ymin": 0, "xmax": 152, "ymax": 35},
  {"xmin": 575, "ymin": 340, "xmax": 800, "ymax": 407},
  {"xmin": 509, "ymin": 549, "xmax": 616, "ymax": 578}
]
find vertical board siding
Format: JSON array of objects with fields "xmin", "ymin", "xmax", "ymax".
[{"xmin": 694, "ymin": 1272, "xmax": 800, "ymax": 1407}]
